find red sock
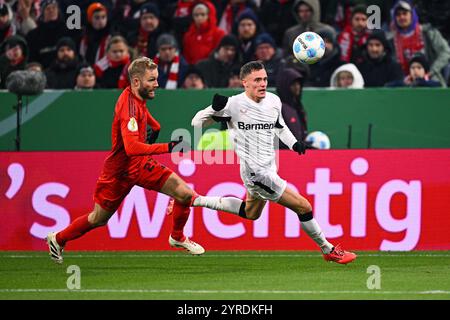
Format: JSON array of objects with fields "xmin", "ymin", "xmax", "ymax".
[
  {"xmin": 171, "ymin": 201, "xmax": 190, "ymax": 241},
  {"xmin": 56, "ymin": 214, "xmax": 95, "ymax": 246}
]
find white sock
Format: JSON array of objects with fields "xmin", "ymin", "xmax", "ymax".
[
  {"xmin": 193, "ymin": 196, "xmax": 242, "ymax": 215},
  {"xmin": 300, "ymin": 218, "xmax": 334, "ymax": 254}
]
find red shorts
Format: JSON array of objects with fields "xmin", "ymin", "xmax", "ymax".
[{"xmin": 93, "ymin": 157, "xmax": 173, "ymax": 212}]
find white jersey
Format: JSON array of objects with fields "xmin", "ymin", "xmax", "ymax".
[{"xmin": 192, "ymin": 92, "xmax": 297, "ymax": 173}]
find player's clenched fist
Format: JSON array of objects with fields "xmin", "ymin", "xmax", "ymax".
[
  {"xmin": 212, "ymin": 94, "xmax": 229, "ymax": 111},
  {"xmin": 147, "ymin": 127, "xmax": 160, "ymax": 144},
  {"xmin": 168, "ymin": 136, "xmax": 188, "ymax": 153},
  {"xmin": 293, "ymin": 141, "xmax": 308, "ymax": 155}
]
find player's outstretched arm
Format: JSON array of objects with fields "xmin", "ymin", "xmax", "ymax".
[
  {"xmin": 275, "ymin": 115, "xmax": 308, "ymax": 155},
  {"xmin": 191, "ymin": 94, "xmax": 231, "ymax": 128},
  {"xmin": 123, "ymin": 134, "xmax": 169, "ymax": 156}
]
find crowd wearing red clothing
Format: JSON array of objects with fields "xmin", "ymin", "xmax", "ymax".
[{"xmin": 0, "ymin": 0, "xmax": 449, "ymax": 90}]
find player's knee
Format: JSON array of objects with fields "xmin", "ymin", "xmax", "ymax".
[
  {"xmin": 244, "ymin": 207, "xmax": 261, "ymax": 220},
  {"xmin": 88, "ymin": 208, "xmax": 111, "ymax": 227},
  {"xmin": 292, "ymin": 199, "xmax": 312, "ymax": 215},
  {"xmin": 89, "ymin": 215, "xmax": 109, "ymax": 227},
  {"xmin": 298, "ymin": 201, "xmax": 312, "ymax": 214},
  {"xmin": 175, "ymin": 193, "xmax": 192, "ymax": 206}
]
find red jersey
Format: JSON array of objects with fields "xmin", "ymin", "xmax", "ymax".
[{"xmin": 99, "ymin": 86, "xmax": 168, "ymax": 181}]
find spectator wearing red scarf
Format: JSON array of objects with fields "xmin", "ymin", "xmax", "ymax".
[
  {"xmin": 217, "ymin": 0, "xmax": 257, "ymax": 35},
  {"xmin": 128, "ymin": 2, "xmax": 165, "ymax": 60},
  {"xmin": 337, "ymin": 4, "xmax": 370, "ymax": 64},
  {"xmin": 80, "ymin": 2, "xmax": 112, "ymax": 65},
  {"xmin": 94, "ymin": 35, "xmax": 131, "ymax": 88},
  {"xmin": 153, "ymin": 33, "xmax": 188, "ymax": 89},
  {"xmin": 388, "ymin": 0, "xmax": 450, "ymax": 86},
  {"xmin": 182, "ymin": 1, "xmax": 225, "ymax": 65}
]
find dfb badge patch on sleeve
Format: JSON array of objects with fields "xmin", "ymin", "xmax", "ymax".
[{"xmin": 128, "ymin": 117, "xmax": 138, "ymax": 132}]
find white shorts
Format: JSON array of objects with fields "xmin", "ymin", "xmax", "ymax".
[{"xmin": 240, "ymin": 166, "xmax": 287, "ymax": 202}]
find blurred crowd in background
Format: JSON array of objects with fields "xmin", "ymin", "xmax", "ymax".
[{"xmin": 1, "ymin": 0, "xmax": 449, "ymax": 92}]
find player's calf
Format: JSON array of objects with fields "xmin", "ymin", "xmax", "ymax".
[{"xmin": 239, "ymin": 202, "xmax": 263, "ymax": 220}]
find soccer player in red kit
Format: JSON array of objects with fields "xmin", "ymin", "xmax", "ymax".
[{"xmin": 46, "ymin": 57, "xmax": 204, "ymax": 263}]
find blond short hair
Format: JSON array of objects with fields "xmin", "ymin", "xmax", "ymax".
[
  {"xmin": 128, "ymin": 57, "xmax": 158, "ymax": 79},
  {"xmin": 106, "ymin": 35, "xmax": 128, "ymax": 52}
]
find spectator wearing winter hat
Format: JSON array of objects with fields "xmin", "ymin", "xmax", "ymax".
[
  {"xmin": 196, "ymin": 34, "xmax": 242, "ymax": 88},
  {"xmin": 0, "ymin": 35, "xmax": 28, "ymax": 88},
  {"xmin": 356, "ymin": 30, "xmax": 403, "ymax": 87},
  {"xmin": 128, "ymin": 2, "xmax": 165, "ymax": 60},
  {"xmin": 330, "ymin": 63, "xmax": 364, "ymax": 89},
  {"xmin": 0, "ymin": 1, "xmax": 16, "ymax": 44},
  {"xmin": 233, "ymin": 8, "xmax": 262, "ymax": 63},
  {"xmin": 217, "ymin": 0, "xmax": 258, "ymax": 35},
  {"xmin": 386, "ymin": 53, "xmax": 442, "ymax": 88},
  {"xmin": 337, "ymin": 4, "xmax": 371, "ymax": 64},
  {"xmin": 112, "ymin": 0, "xmax": 154, "ymax": 36},
  {"xmin": 253, "ymin": 32, "xmax": 283, "ymax": 87},
  {"xmin": 387, "ymin": 0, "xmax": 450, "ymax": 86},
  {"xmin": 183, "ymin": 1, "xmax": 225, "ymax": 65},
  {"xmin": 80, "ymin": 2, "xmax": 112, "ymax": 65},
  {"xmin": 153, "ymin": 33, "xmax": 188, "ymax": 89},
  {"xmin": 75, "ymin": 63, "xmax": 97, "ymax": 90},
  {"xmin": 282, "ymin": 0, "xmax": 335, "ymax": 57},
  {"xmin": 45, "ymin": 37, "xmax": 80, "ymax": 89},
  {"xmin": 26, "ymin": 0, "xmax": 81, "ymax": 69},
  {"xmin": 303, "ymin": 29, "xmax": 345, "ymax": 87},
  {"xmin": 182, "ymin": 65, "xmax": 206, "ymax": 89},
  {"xmin": 94, "ymin": 35, "xmax": 131, "ymax": 88}
]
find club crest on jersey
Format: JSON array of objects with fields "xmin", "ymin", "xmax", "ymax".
[{"xmin": 128, "ymin": 117, "xmax": 138, "ymax": 132}]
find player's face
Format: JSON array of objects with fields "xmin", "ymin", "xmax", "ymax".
[
  {"xmin": 138, "ymin": 68, "xmax": 159, "ymax": 100},
  {"xmin": 243, "ymin": 68, "xmax": 267, "ymax": 102}
]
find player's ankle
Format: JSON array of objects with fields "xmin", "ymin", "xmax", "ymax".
[
  {"xmin": 171, "ymin": 234, "xmax": 186, "ymax": 242},
  {"xmin": 55, "ymin": 232, "xmax": 65, "ymax": 247}
]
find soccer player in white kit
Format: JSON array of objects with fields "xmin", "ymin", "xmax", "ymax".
[{"xmin": 190, "ymin": 61, "xmax": 356, "ymax": 264}]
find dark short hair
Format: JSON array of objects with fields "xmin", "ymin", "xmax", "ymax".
[{"xmin": 239, "ymin": 61, "xmax": 265, "ymax": 80}]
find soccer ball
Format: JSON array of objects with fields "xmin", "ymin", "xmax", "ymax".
[
  {"xmin": 305, "ymin": 131, "xmax": 331, "ymax": 149},
  {"xmin": 292, "ymin": 32, "xmax": 325, "ymax": 64}
]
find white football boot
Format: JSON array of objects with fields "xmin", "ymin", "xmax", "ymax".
[
  {"xmin": 169, "ymin": 235, "xmax": 205, "ymax": 255},
  {"xmin": 46, "ymin": 232, "xmax": 64, "ymax": 264}
]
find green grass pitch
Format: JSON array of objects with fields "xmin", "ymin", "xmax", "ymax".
[{"xmin": 0, "ymin": 251, "xmax": 449, "ymax": 300}]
